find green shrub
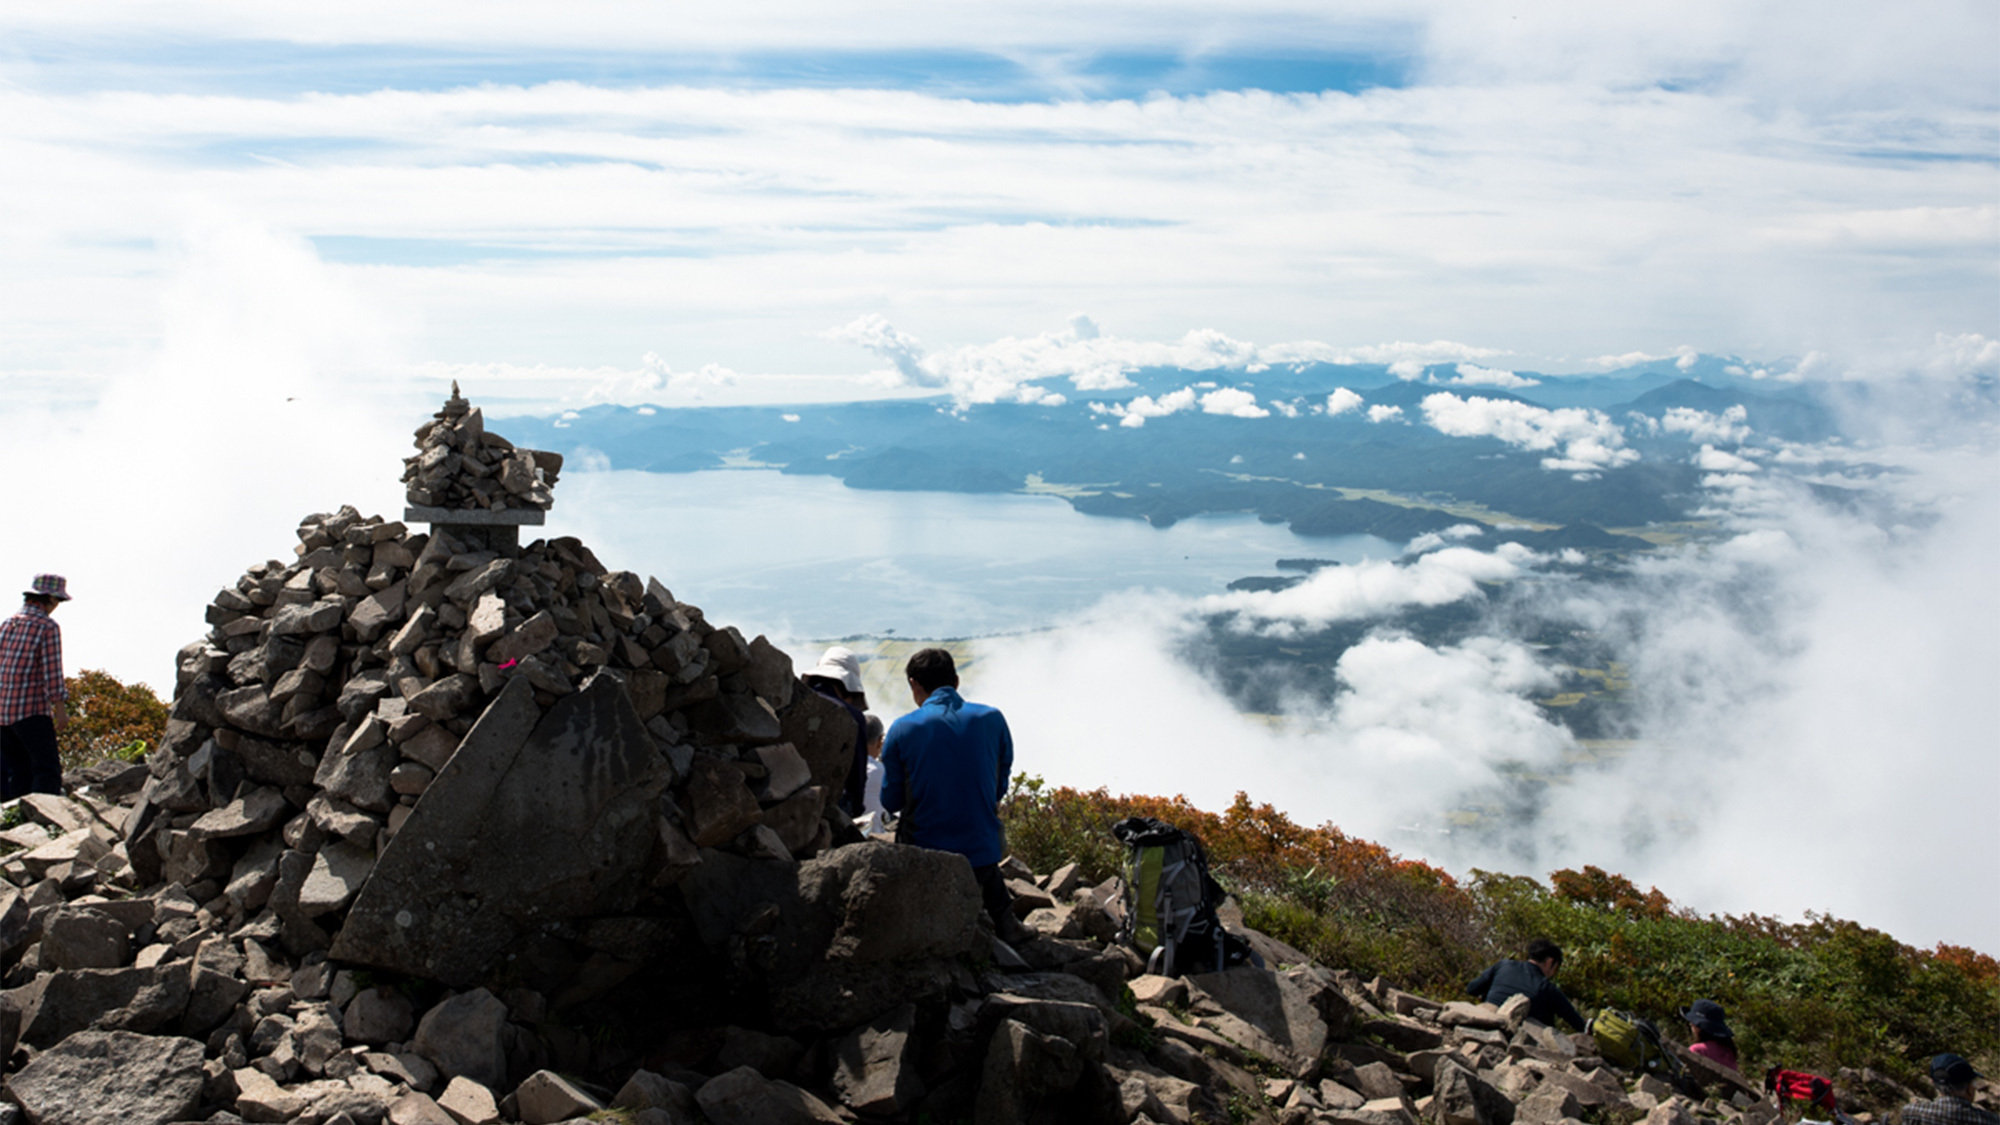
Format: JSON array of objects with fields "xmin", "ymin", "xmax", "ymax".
[{"xmin": 1000, "ymin": 779, "xmax": 1999, "ymax": 1083}]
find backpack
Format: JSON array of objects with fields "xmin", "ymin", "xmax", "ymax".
[
  {"xmin": 1765, "ymin": 1068, "xmax": 1840, "ymax": 1114},
  {"xmin": 1111, "ymin": 816, "xmax": 1260, "ymax": 978},
  {"xmin": 1590, "ymin": 1009, "xmax": 1684, "ymax": 1079}
]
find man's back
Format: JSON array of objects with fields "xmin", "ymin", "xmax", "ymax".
[{"xmin": 880, "ymin": 687, "xmax": 1012, "ymax": 867}]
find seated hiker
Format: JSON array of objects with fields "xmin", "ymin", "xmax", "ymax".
[
  {"xmin": 1680, "ymin": 999, "xmax": 1739, "ymax": 1070},
  {"xmin": 1466, "ymin": 937, "xmax": 1587, "ymax": 1031},
  {"xmin": 859, "ymin": 713, "xmax": 890, "ymax": 836},
  {"xmin": 1904, "ymin": 1054, "xmax": 1998, "ymax": 1125},
  {"xmin": 878, "ymin": 647, "xmax": 1027, "ymax": 943},
  {"xmin": 803, "ymin": 645, "xmax": 870, "ymax": 817}
]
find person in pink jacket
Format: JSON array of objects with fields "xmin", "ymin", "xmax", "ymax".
[{"xmin": 1680, "ymin": 999, "xmax": 1739, "ymax": 1070}]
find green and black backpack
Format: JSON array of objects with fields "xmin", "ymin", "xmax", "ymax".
[
  {"xmin": 1111, "ymin": 816, "xmax": 1259, "ymax": 977},
  {"xmin": 1590, "ymin": 1008, "xmax": 1685, "ymax": 1079}
]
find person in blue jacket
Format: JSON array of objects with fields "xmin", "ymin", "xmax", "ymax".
[
  {"xmin": 1467, "ymin": 938, "xmax": 1587, "ymax": 1031},
  {"xmin": 879, "ymin": 647, "xmax": 1027, "ymax": 942}
]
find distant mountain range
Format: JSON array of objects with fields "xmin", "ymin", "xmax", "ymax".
[{"xmin": 503, "ymin": 359, "xmax": 1850, "ymax": 551}]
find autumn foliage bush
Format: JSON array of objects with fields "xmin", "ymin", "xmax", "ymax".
[
  {"xmin": 55, "ymin": 669, "xmax": 168, "ymax": 772},
  {"xmin": 999, "ymin": 778, "xmax": 1999, "ymax": 1085}
]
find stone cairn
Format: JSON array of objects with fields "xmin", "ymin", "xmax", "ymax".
[{"xmin": 0, "ymin": 394, "xmax": 1883, "ymax": 1125}]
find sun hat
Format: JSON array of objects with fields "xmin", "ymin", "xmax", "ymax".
[
  {"xmin": 1680, "ymin": 999, "xmax": 1734, "ymax": 1038},
  {"xmin": 24, "ymin": 574, "xmax": 71, "ymax": 602},
  {"xmin": 805, "ymin": 646, "xmax": 865, "ymax": 696},
  {"xmin": 1931, "ymin": 1054, "xmax": 1981, "ymax": 1087}
]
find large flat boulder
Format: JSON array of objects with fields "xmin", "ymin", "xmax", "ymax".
[
  {"xmin": 332, "ymin": 672, "xmax": 676, "ymax": 984},
  {"xmin": 9, "ymin": 1030, "xmax": 205, "ymax": 1125}
]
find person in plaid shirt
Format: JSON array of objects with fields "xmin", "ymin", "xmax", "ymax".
[
  {"xmin": 1905, "ymin": 1054, "xmax": 1999, "ymax": 1125},
  {"xmin": 0, "ymin": 574, "xmax": 71, "ymax": 799}
]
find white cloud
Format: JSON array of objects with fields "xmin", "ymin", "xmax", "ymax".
[
  {"xmin": 1199, "ymin": 546, "xmax": 1526, "ymax": 635},
  {"xmin": 1694, "ymin": 444, "xmax": 1760, "ymax": 472},
  {"xmin": 1661, "ymin": 403, "xmax": 1751, "ymax": 443},
  {"xmin": 1451, "ymin": 362, "xmax": 1539, "ymax": 389},
  {"xmin": 1587, "ymin": 345, "xmax": 1698, "ymax": 370},
  {"xmin": 1326, "ymin": 387, "xmax": 1363, "ymax": 415},
  {"xmin": 1421, "ymin": 392, "xmax": 1639, "ymax": 471},
  {"xmin": 1198, "ymin": 386, "xmax": 1270, "ymax": 418},
  {"xmin": 1367, "ymin": 404, "xmax": 1404, "ymax": 424},
  {"xmin": 1093, "ymin": 385, "xmax": 1199, "ymax": 428}
]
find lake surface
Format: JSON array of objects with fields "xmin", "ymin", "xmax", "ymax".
[{"xmin": 547, "ymin": 469, "xmax": 1397, "ymax": 640}]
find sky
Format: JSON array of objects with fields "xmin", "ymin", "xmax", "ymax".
[
  {"xmin": 1, "ymin": 1, "xmax": 1994, "ymax": 414},
  {"xmin": 0, "ymin": 3, "xmax": 1995, "ymax": 947}
]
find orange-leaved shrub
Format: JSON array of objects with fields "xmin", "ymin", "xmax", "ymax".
[{"xmin": 56, "ymin": 669, "xmax": 169, "ymax": 772}]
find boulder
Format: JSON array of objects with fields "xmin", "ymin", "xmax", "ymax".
[
  {"xmin": 7, "ymin": 1029, "xmax": 205, "ymax": 1125},
  {"xmin": 1185, "ymin": 966, "xmax": 1329, "ymax": 1079},
  {"xmin": 39, "ymin": 906, "xmax": 132, "ymax": 970},
  {"xmin": 436, "ymin": 1076, "xmax": 503, "ymax": 1125},
  {"xmin": 413, "ymin": 989, "xmax": 510, "ymax": 1091},
  {"xmin": 695, "ymin": 1065, "xmax": 844, "ymax": 1125},
  {"xmin": 334, "ymin": 673, "xmax": 672, "ymax": 985},
  {"xmin": 14, "ymin": 965, "xmax": 191, "ymax": 1047},
  {"xmin": 515, "ymin": 1069, "xmax": 605, "ymax": 1124},
  {"xmin": 345, "ymin": 986, "xmax": 416, "ymax": 1044},
  {"xmin": 833, "ymin": 1003, "xmax": 925, "ymax": 1116}
]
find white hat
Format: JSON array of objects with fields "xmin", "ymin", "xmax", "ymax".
[{"xmin": 805, "ymin": 646, "xmax": 865, "ymax": 695}]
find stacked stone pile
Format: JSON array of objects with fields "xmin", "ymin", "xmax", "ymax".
[
  {"xmin": 403, "ymin": 383, "xmax": 559, "ymax": 512},
  {"xmin": 0, "ymin": 392, "xmax": 1974, "ymax": 1124}
]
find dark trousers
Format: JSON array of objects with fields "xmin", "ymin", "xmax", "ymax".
[
  {"xmin": 0, "ymin": 715, "xmax": 62, "ymax": 801},
  {"xmin": 971, "ymin": 862, "xmax": 1018, "ymax": 933}
]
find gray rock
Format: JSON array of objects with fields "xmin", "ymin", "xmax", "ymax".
[
  {"xmin": 0, "ymin": 885, "xmax": 26, "ymax": 957},
  {"xmin": 407, "ymin": 674, "xmax": 479, "ymax": 722},
  {"xmin": 614, "ymin": 1070, "xmax": 699, "ymax": 1119},
  {"xmin": 39, "ymin": 906, "xmax": 132, "ymax": 970},
  {"xmin": 750, "ymin": 743, "xmax": 812, "ymax": 801},
  {"xmin": 350, "ymin": 581, "xmax": 408, "ymax": 641},
  {"xmin": 190, "ymin": 786, "xmax": 291, "ymax": 840},
  {"xmin": 334, "ymin": 674, "xmax": 672, "ymax": 985},
  {"xmin": 1184, "ymin": 966, "xmax": 1329, "ymax": 1079},
  {"xmin": 345, "ymin": 986, "xmax": 416, "ymax": 1044},
  {"xmin": 8, "ymin": 1030, "xmax": 205, "ymax": 1125},
  {"xmin": 976, "ymin": 1018, "xmax": 1088, "ymax": 1125},
  {"xmin": 436, "ymin": 1075, "xmax": 502, "ymax": 1125},
  {"xmin": 694, "ymin": 1065, "xmax": 844, "ymax": 1125},
  {"xmin": 14, "ymin": 965, "xmax": 192, "ymax": 1047},
  {"xmin": 760, "ymin": 786, "xmax": 825, "ymax": 855},
  {"xmin": 388, "ymin": 1091, "xmax": 459, "ymax": 1125},
  {"xmin": 299, "ymin": 840, "xmax": 376, "ymax": 917},
  {"xmin": 685, "ymin": 758, "xmax": 763, "ymax": 847},
  {"xmin": 236, "ymin": 736, "xmax": 322, "ymax": 788},
  {"xmin": 315, "ymin": 737, "xmax": 398, "ymax": 814},
  {"xmin": 716, "ymin": 1025, "xmax": 805, "ymax": 1079},
  {"xmin": 514, "ymin": 1069, "xmax": 604, "ymax": 1124},
  {"xmin": 833, "ymin": 1003, "xmax": 924, "ymax": 1116},
  {"xmin": 487, "ymin": 611, "xmax": 558, "ymax": 665},
  {"xmin": 413, "ymin": 989, "xmax": 510, "ymax": 1091}
]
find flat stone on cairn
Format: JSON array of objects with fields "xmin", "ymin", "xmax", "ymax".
[{"xmin": 402, "ymin": 382, "xmax": 561, "ymax": 552}]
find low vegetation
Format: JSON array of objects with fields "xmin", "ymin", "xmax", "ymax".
[
  {"xmin": 56, "ymin": 668, "xmax": 168, "ymax": 772},
  {"xmin": 1000, "ymin": 776, "xmax": 1999, "ymax": 1088}
]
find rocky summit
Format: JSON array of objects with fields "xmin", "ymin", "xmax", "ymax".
[{"xmin": 0, "ymin": 393, "xmax": 1826, "ymax": 1125}]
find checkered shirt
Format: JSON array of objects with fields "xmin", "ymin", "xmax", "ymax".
[
  {"xmin": 0, "ymin": 601, "xmax": 65, "ymax": 726},
  {"xmin": 1905, "ymin": 1097, "xmax": 2000, "ymax": 1125}
]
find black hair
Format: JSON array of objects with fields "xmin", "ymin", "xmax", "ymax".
[
  {"xmin": 906, "ymin": 648, "xmax": 959, "ymax": 694},
  {"xmin": 22, "ymin": 594, "xmax": 56, "ymax": 610},
  {"xmin": 1525, "ymin": 938, "xmax": 1564, "ymax": 967}
]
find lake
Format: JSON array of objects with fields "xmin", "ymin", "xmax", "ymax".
[{"xmin": 547, "ymin": 469, "xmax": 1397, "ymax": 641}]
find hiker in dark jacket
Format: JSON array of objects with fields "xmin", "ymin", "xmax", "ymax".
[{"xmin": 1466, "ymin": 938, "xmax": 1587, "ymax": 1031}]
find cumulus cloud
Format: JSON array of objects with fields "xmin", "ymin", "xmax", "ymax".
[
  {"xmin": 1661, "ymin": 404, "xmax": 1751, "ymax": 443},
  {"xmin": 1326, "ymin": 387, "xmax": 1363, "ymax": 415},
  {"xmin": 1199, "ymin": 546, "xmax": 1528, "ymax": 636},
  {"xmin": 584, "ymin": 352, "xmax": 739, "ymax": 404},
  {"xmin": 1421, "ymin": 392, "xmax": 1639, "ymax": 473},
  {"xmin": 1694, "ymin": 444, "xmax": 1761, "ymax": 473},
  {"xmin": 1198, "ymin": 386, "xmax": 1270, "ymax": 418},
  {"xmin": 1588, "ymin": 346, "xmax": 1699, "ymax": 370},
  {"xmin": 1451, "ymin": 363, "xmax": 1540, "ymax": 389},
  {"xmin": 1367, "ymin": 404, "xmax": 1405, "ymax": 424},
  {"xmin": 1092, "ymin": 385, "xmax": 1198, "ymax": 428}
]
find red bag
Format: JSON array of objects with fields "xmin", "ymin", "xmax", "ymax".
[{"xmin": 1765, "ymin": 1067, "xmax": 1839, "ymax": 1113}]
